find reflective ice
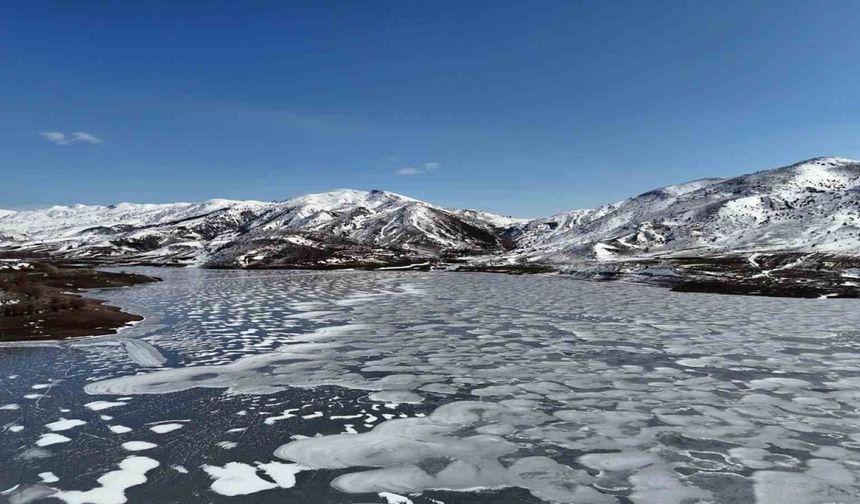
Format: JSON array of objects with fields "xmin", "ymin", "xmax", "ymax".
[{"xmin": 3, "ymin": 268, "xmax": 860, "ymax": 503}]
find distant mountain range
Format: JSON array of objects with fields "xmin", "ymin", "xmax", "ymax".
[
  {"xmin": 510, "ymin": 156, "xmax": 860, "ymax": 263},
  {"xmin": 0, "ymin": 189, "xmax": 521, "ymax": 268},
  {"xmin": 1, "ymin": 157, "xmax": 859, "ymax": 295}
]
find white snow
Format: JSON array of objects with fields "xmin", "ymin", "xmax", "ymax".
[
  {"xmin": 201, "ymin": 462, "xmax": 275, "ymax": 496},
  {"xmin": 508, "ymin": 156, "xmax": 860, "ymax": 263},
  {"xmin": 263, "ymin": 408, "xmax": 299, "ymax": 425},
  {"xmin": 36, "ymin": 433, "xmax": 71, "ymax": 447},
  {"xmin": 379, "ymin": 492, "xmax": 414, "ymax": 504},
  {"xmin": 84, "ymin": 401, "xmax": 127, "ymax": 411},
  {"xmin": 201, "ymin": 461, "xmax": 302, "ymax": 496},
  {"xmin": 45, "ymin": 418, "xmax": 87, "ymax": 432},
  {"xmin": 0, "ymin": 188, "xmax": 517, "ymax": 267},
  {"xmin": 121, "ymin": 441, "xmax": 157, "ymax": 451},
  {"xmin": 149, "ymin": 423, "xmax": 184, "ymax": 434},
  {"xmin": 4, "ymin": 156, "xmax": 858, "ymax": 267},
  {"xmin": 54, "ymin": 456, "xmax": 159, "ymax": 504},
  {"xmin": 38, "ymin": 472, "xmax": 59, "ymax": 483},
  {"xmin": 255, "ymin": 462, "xmax": 303, "ymax": 489}
]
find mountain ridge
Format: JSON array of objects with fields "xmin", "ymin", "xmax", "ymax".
[
  {"xmin": 506, "ymin": 156, "xmax": 860, "ymax": 264},
  {"xmin": 1, "ymin": 157, "xmax": 859, "ymax": 274},
  {"xmin": 0, "ymin": 188, "xmax": 517, "ymax": 268}
]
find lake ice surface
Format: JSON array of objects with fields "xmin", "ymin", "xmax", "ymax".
[{"xmin": 1, "ymin": 268, "xmax": 859, "ymax": 503}]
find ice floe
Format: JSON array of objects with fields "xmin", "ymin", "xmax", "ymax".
[
  {"xmin": 201, "ymin": 461, "xmax": 302, "ymax": 496},
  {"xmin": 37, "ymin": 473, "xmax": 58, "ymax": 484},
  {"xmin": 121, "ymin": 441, "xmax": 157, "ymax": 452},
  {"xmin": 45, "ymin": 419, "xmax": 86, "ymax": 432},
  {"xmin": 36, "ymin": 433, "xmax": 71, "ymax": 447},
  {"xmin": 53, "ymin": 456, "xmax": 159, "ymax": 504},
  {"xmin": 149, "ymin": 423, "xmax": 183, "ymax": 434},
  {"xmin": 84, "ymin": 401, "xmax": 126, "ymax": 411},
  {"xmin": 202, "ymin": 462, "xmax": 275, "ymax": 496}
]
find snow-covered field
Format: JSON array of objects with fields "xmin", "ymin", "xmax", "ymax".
[{"xmin": 2, "ymin": 269, "xmax": 859, "ymax": 503}]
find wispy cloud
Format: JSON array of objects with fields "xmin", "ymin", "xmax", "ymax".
[
  {"xmin": 40, "ymin": 131, "xmax": 103, "ymax": 145},
  {"xmin": 396, "ymin": 161, "xmax": 440, "ymax": 176}
]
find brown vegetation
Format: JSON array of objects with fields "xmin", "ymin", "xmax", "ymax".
[{"xmin": 0, "ymin": 262, "xmax": 159, "ymax": 341}]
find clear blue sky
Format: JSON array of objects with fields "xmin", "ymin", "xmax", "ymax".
[{"xmin": 2, "ymin": 1, "xmax": 859, "ymax": 217}]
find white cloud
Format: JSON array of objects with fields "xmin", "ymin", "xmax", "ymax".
[
  {"xmin": 40, "ymin": 132, "xmax": 67, "ymax": 144},
  {"xmin": 70, "ymin": 132, "xmax": 103, "ymax": 144},
  {"xmin": 396, "ymin": 161, "xmax": 440, "ymax": 176},
  {"xmin": 396, "ymin": 166, "xmax": 422, "ymax": 175},
  {"xmin": 40, "ymin": 131, "xmax": 103, "ymax": 145}
]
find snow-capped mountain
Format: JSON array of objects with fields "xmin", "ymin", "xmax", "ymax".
[
  {"xmin": 1, "ymin": 157, "xmax": 858, "ymax": 270},
  {"xmin": 506, "ymin": 157, "xmax": 860, "ymax": 264},
  {"xmin": 0, "ymin": 189, "xmax": 516, "ymax": 267}
]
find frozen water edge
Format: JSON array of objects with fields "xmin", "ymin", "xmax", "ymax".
[{"xmin": 11, "ymin": 268, "xmax": 860, "ymax": 503}]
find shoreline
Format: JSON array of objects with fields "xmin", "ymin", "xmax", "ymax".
[
  {"xmin": 0, "ymin": 262, "xmax": 160, "ymax": 342},
  {"xmin": 0, "ymin": 250, "xmax": 856, "ymax": 344}
]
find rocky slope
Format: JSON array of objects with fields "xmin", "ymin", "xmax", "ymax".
[
  {"xmin": 1, "ymin": 158, "xmax": 859, "ymax": 291},
  {"xmin": 0, "ymin": 189, "xmax": 519, "ymax": 268},
  {"xmin": 503, "ymin": 157, "xmax": 860, "ymax": 265}
]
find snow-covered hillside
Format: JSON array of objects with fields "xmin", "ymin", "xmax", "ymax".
[
  {"xmin": 0, "ymin": 189, "xmax": 515, "ymax": 267},
  {"xmin": 1, "ymin": 157, "xmax": 859, "ymax": 269},
  {"xmin": 506, "ymin": 157, "xmax": 860, "ymax": 264}
]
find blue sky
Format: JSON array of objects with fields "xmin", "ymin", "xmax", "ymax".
[{"xmin": 1, "ymin": 1, "xmax": 859, "ymax": 217}]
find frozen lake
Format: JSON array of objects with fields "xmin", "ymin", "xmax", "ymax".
[{"xmin": 2, "ymin": 268, "xmax": 860, "ymax": 503}]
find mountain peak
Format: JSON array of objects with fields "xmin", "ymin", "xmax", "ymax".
[
  {"xmin": 283, "ymin": 189, "xmax": 420, "ymax": 211},
  {"xmin": 2, "ymin": 156, "xmax": 859, "ymax": 268},
  {"xmin": 798, "ymin": 156, "xmax": 859, "ymax": 166}
]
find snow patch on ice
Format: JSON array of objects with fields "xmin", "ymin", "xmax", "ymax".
[
  {"xmin": 45, "ymin": 419, "xmax": 86, "ymax": 432},
  {"xmin": 149, "ymin": 423, "xmax": 183, "ymax": 434},
  {"xmin": 121, "ymin": 441, "xmax": 157, "ymax": 452},
  {"xmin": 84, "ymin": 401, "xmax": 127, "ymax": 411},
  {"xmin": 54, "ymin": 456, "xmax": 159, "ymax": 504},
  {"xmin": 36, "ymin": 433, "xmax": 71, "ymax": 447}
]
